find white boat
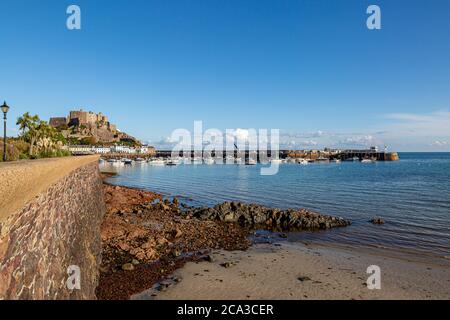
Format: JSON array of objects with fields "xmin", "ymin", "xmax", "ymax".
[
  {"xmin": 270, "ymin": 159, "xmax": 283, "ymax": 164},
  {"xmin": 316, "ymin": 157, "xmax": 329, "ymax": 162},
  {"xmin": 246, "ymin": 159, "xmax": 257, "ymax": 165},
  {"xmin": 345, "ymin": 157, "xmax": 360, "ymax": 162},
  {"xmin": 182, "ymin": 157, "xmax": 192, "ymax": 164},
  {"xmin": 330, "ymin": 159, "xmax": 341, "ymax": 163},
  {"xmin": 149, "ymin": 159, "xmax": 165, "ymax": 166},
  {"xmin": 193, "ymin": 157, "xmax": 203, "ymax": 165},
  {"xmin": 107, "ymin": 158, "xmax": 117, "ymax": 163},
  {"xmin": 298, "ymin": 159, "xmax": 308, "ymax": 165},
  {"xmin": 203, "ymin": 158, "xmax": 215, "ymax": 165},
  {"xmin": 135, "ymin": 157, "xmax": 145, "ymax": 162},
  {"xmin": 165, "ymin": 160, "xmax": 178, "ymax": 166},
  {"xmin": 226, "ymin": 156, "xmax": 236, "ymax": 164},
  {"xmin": 361, "ymin": 158, "xmax": 375, "ymax": 163}
]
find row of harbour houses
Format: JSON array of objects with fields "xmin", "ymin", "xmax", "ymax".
[{"xmin": 68, "ymin": 144, "xmax": 155, "ymax": 155}]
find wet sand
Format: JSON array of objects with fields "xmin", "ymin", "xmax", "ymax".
[{"xmin": 133, "ymin": 242, "xmax": 450, "ymax": 300}]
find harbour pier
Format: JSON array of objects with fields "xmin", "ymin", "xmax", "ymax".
[{"xmin": 153, "ymin": 149, "xmax": 399, "ymax": 161}]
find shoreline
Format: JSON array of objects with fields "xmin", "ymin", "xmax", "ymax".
[
  {"xmin": 97, "ymin": 176, "xmax": 450, "ymax": 300},
  {"xmin": 135, "ymin": 241, "xmax": 450, "ymax": 300}
]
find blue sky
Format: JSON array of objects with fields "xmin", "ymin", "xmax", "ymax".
[{"xmin": 0, "ymin": 0, "xmax": 449, "ymax": 151}]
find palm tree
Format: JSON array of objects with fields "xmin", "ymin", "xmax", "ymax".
[
  {"xmin": 16, "ymin": 112, "xmax": 41, "ymax": 156},
  {"xmin": 39, "ymin": 122, "xmax": 58, "ymax": 151}
]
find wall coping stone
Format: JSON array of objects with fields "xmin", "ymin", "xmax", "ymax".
[{"xmin": 0, "ymin": 155, "xmax": 100, "ymax": 224}]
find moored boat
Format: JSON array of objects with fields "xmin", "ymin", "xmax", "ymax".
[
  {"xmin": 225, "ymin": 156, "xmax": 235, "ymax": 164},
  {"xmin": 203, "ymin": 158, "xmax": 215, "ymax": 165},
  {"xmin": 123, "ymin": 159, "xmax": 133, "ymax": 165},
  {"xmin": 149, "ymin": 159, "xmax": 165, "ymax": 166}
]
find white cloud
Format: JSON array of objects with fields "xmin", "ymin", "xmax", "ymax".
[
  {"xmin": 384, "ymin": 110, "xmax": 450, "ymax": 137},
  {"xmin": 374, "ymin": 109, "xmax": 450, "ymax": 150},
  {"xmin": 234, "ymin": 128, "xmax": 249, "ymax": 141},
  {"xmin": 430, "ymin": 140, "xmax": 448, "ymax": 146},
  {"xmin": 339, "ymin": 135, "xmax": 375, "ymax": 146},
  {"xmin": 278, "ymin": 131, "xmax": 379, "ymax": 149},
  {"xmin": 302, "ymin": 140, "xmax": 318, "ymax": 146},
  {"xmin": 148, "ymin": 110, "xmax": 450, "ymax": 151}
]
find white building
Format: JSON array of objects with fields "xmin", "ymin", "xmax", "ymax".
[
  {"xmin": 68, "ymin": 145, "xmax": 94, "ymax": 154},
  {"xmin": 111, "ymin": 145, "xmax": 136, "ymax": 154},
  {"xmin": 93, "ymin": 146, "xmax": 111, "ymax": 154},
  {"xmin": 137, "ymin": 145, "xmax": 149, "ymax": 154},
  {"xmin": 68, "ymin": 144, "xmax": 147, "ymax": 155}
]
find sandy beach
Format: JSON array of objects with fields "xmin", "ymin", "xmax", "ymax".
[
  {"xmin": 133, "ymin": 242, "xmax": 450, "ymax": 300},
  {"xmin": 96, "ymin": 182, "xmax": 450, "ymax": 300}
]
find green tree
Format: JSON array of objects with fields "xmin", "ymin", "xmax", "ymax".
[{"xmin": 16, "ymin": 112, "xmax": 41, "ymax": 156}]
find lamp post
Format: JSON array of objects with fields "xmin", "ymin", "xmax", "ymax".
[{"xmin": 1, "ymin": 101, "xmax": 10, "ymax": 162}]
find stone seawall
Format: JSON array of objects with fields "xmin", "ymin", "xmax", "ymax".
[{"xmin": 0, "ymin": 156, "xmax": 105, "ymax": 300}]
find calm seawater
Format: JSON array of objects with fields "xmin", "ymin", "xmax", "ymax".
[{"xmin": 102, "ymin": 153, "xmax": 450, "ymax": 258}]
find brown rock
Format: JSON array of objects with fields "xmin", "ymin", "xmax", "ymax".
[
  {"xmin": 172, "ymin": 228, "xmax": 182, "ymax": 239},
  {"xmin": 172, "ymin": 249, "xmax": 182, "ymax": 258},
  {"xmin": 122, "ymin": 263, "xmax": 135, "ymax": 271},
  {"xmin": 117, "ymin": 242, "xmax": 131, "ymax": 252},
  {"xmin": 371, "ymin": 217, "xmax": 385, "ymax": 225}
]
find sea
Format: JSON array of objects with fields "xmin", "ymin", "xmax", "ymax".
[{"xmin": 101, "ymin": 153, "xmax": 450, "ymax": 260}]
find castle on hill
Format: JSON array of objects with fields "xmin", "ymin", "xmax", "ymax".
[
  {"xmin": 50, "ymin": 109, "xmax": 117, "ymax": 133},
  {"xmin": 49, "ymin": 109, "xmax": 138, "ymax": 145}
]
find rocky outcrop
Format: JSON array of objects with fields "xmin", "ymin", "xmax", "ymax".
[
  {"xmin": 100, "ymin": 185, "xmax": 250, "ymax": 268},
  {"xmin": 371, "ymin": 217, "xmax": 385, "ymax": 225},
  {"xmin": 185, "ymin": 201, "xmax": 351, "ymax": 231},
  {"xmin": 98, "ymin": 184, "xmax": 351, "ymax": 299},
  {"xmin": 98, "ymin": 185, "xmax": 250, "ymax": 300}
]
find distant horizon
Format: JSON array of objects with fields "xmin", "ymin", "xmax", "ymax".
[
  {"xmin": 1, "ymin": 0, "xmax": 449, "ymax": 152},
  {"xmin": 4, "ymin": 105, "xmax": 450, "ymax": 153}
]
